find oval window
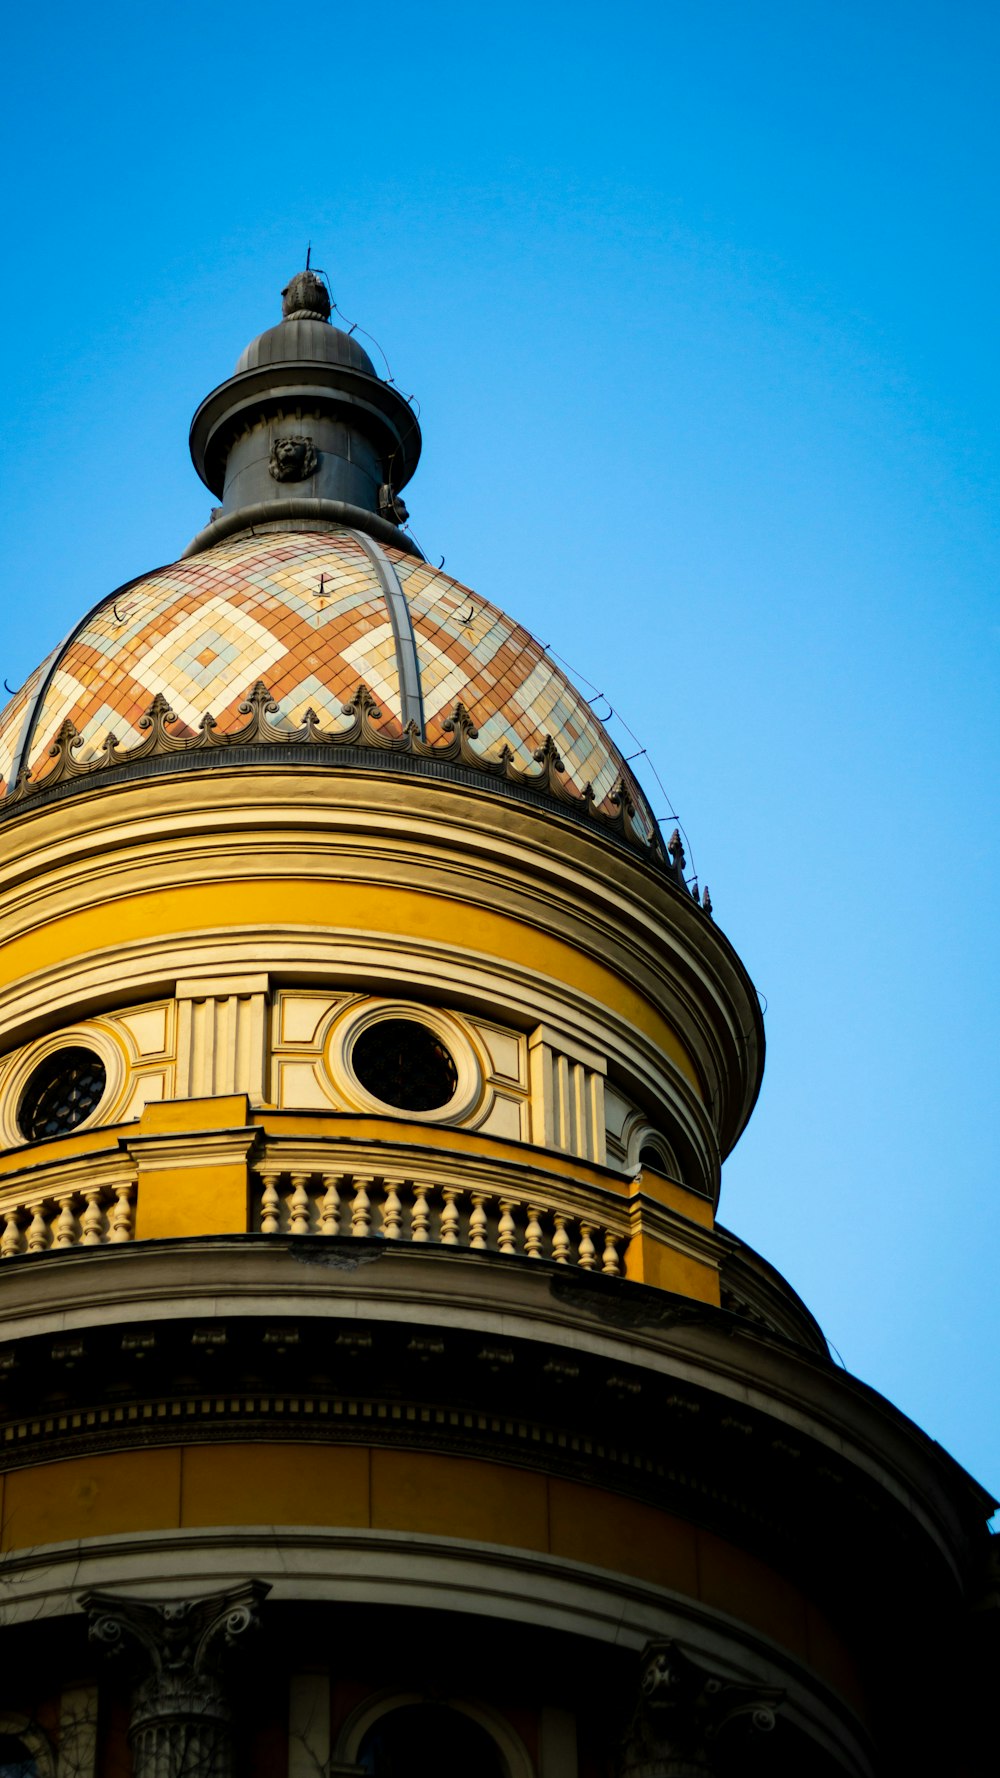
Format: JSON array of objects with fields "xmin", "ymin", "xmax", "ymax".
[
  {"xmin": 351, "ymin": 1019, "xmax": 458, "ymax": 1112},
  {"xmin": 18, "ymin": 1047, "xmax": 107, "ymax": 1141}
]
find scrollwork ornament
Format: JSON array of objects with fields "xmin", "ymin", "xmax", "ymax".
[
  {"xmin": 621, "ymin": 1639, "xmax": 783, "ymax": 1778},
  {"xmin": 81, "ymin": 1583, "xmax": 269, "ymax": 1778}
]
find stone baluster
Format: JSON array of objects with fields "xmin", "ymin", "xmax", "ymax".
[
  {"xmin": 440, "ymin": 1186, "xmax": 461, "ymax": 1244},
  {"xmin": 289, "ymin": 1172, "xmax": 311, "ymax": 1236},
  {"xmin": 552, "ymin": 1212, "xmax": 570, "ymax": 1264},
  {"xmin": 80, "ymin": 1187, "xmax": 106, "ymax": 1245},
  {"xmin": 26, "ymin": 1203, "xmax": 49, "ymax": 1254},
  {"xmin": 84, "ymin": 1582, "xmax": 270, "ymax": 1778},
  {"xmin": 469, "ymin": 1192, "xmax": 489, "ymax": 1249},
  {"xmin": 109, "ymin": 1183, "xmax": 135, "ymax": 1243},
  {"xmin": 319, "ymin": 1173, "xmax": 341, "ymax": 1235},
  {"xmin": 602, "ymin": 1230, "xmax": 621, "ymax": 1276},
  {"xmin": 53, "ymin": 1192, "xmax": 80, "ymax": 1248},
  {"xmin": 351, "ymin": 1178, "xmax": 371, "ymax": 1237},
  {"xmin": 1, "ymin": 1212, "xmax": 23, "ymax": 1258},
  {"xmin": 411, "ymin": 1182, "xmax": 431, "ymax": 1241},
  {"xmin": 578, "ymin": 1222, "xmax": 597, "ymax": 1270},
  {"xmin": 381, "ymin": 1178, "xmax": 402, "ymax": 1239},
  {"xmin": 258, "ymin": 1164, "xmax": 282, "ymax": 1235},
  {"xmin": 524, "ymin": 1204, "xmax": 544, "ymax": 1259},
  {"xmin": 497, "ymin": 1198, "xmax": 517, "ymax": 1255}
]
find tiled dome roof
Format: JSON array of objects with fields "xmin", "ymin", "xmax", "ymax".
[{"xmin": 0, "ymin": 529, "xmax": 658, "ymax": 844}]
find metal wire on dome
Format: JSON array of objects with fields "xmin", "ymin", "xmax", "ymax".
[{"xmin": 400, "ymin": 562, "xmax": 698, "ymax": 885}]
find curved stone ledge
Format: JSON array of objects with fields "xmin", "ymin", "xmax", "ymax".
[
  {"xmin": 0, "ymin": 1238, "xmax": 987, "ymax": 1590},
  {"xmin": 0, "ymin": 1526, "xmax": 875, "ymax": 1776}
]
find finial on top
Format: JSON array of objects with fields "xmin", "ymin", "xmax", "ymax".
[{"xmin": 281, "ymin": 268, "xmax": 331, "ymax": 324}]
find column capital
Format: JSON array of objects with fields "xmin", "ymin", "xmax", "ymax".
[
  {"xmin": 621, "ymin": 1638, "xmax": 784, "ymax": 1778},
  {"xmin": 82, "ymin": 1582, "xmax": 269, "ymax": 1778}
]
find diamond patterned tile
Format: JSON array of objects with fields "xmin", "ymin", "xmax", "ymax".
[{"xmin": 0, "ymin": 529, "xmax": 653, "ymax": 836}]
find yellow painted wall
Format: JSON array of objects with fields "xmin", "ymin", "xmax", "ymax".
[
  {"xmin": 0, "ymin": 1443, "xmax": 863, "ymax": 1711},
  {"xmin": 133, "ymin": 1160, "xmax": 248, "ymax": 1237},
  {"xmin": 624, "ymin": 1233, "xmax": 720, "ymax": 1304},
  {"xmin": 0, "ymin": 879, "xmax": 702, "ymax": 1095}
]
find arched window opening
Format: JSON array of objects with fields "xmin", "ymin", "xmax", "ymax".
[
  {"xmin": 358, "ymin": 1702, "xmax": 506, "ymax": 1778},
  {"xmin": 0, "ymin": 1735, "xmax": 37, "ymax": 1778},
  {"xmin": 639, "ymin": 1144, "xmax": 669, "ymax": 1174}
]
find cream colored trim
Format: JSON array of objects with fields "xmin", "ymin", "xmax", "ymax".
[
  {"xmin": 179, "ymin": 972, "xmax": 270, "ymax": 999},
  {"xmin": 0, "ymin": 934, "xmax": 711, "ymax": 1139},
  {"xmin": 528, "ymin": 1030, "xmax": 607, "ymax": 1165},
  {"xmin": 0, "ymin": 1020, "xmax": 129, "ymax": 1149},
  {"xmin": 0, "ymin": 1146, "xmax": 134, "ymax": 1210},
  {"xmin": 0, "ymin": 924, "xmax": 720, "ymax": 1195},
  {"xmin": 125, "ymin": 1127, "xmax": 260, "ymax": 1174},
  {"xmin": 528, "ymin": 1025, "xmax": 606, "ymax": 1076},
  {"xmin": 0, "ymin": 767, "xmax": 762, "ymax": 1153},
  {"xmin": 325, "ymin": 997, "xmax": 485, "ymax": 1126},
  {"xmin": 622, "ymin": 1111, "xmax": 680, "ymax": 1179},
  {"xmin": 174, "ymin": 977, "xmax": 270, "ymax": 1103}
]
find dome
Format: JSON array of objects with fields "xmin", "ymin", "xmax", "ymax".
[
  {"xmin": 0, "ymin": 526, "xmax": 659, "ymax": 849},
  {"xmin": 234, "ymin": 316, "xmax": 376, "ymax": 378}
]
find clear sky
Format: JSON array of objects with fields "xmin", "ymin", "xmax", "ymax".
[{"xmin": 1, "ymin": 2, "xmax": 997, "ymax": 1506}]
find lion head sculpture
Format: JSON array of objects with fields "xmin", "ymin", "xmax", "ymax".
[{"xmin": 269, "ymin": 436, "xmax": 319, "ymax": 483}]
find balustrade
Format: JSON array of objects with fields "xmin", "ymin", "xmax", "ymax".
[
  {"xmin": 0, "ymin": 1178, "xmax": 135, "ymax": 1256},
  {"xmin": 253, "ymin": 1163, "xmax": 623, "ymax": 1274},
  {"xmin": 0, "ymin": 1155, "xmax": 626, "ymax": 1274}
]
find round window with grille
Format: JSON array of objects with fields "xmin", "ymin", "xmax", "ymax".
[
  {"xmin": 18, "ymin": 1047, "xmax": 107, "ymax": 1141},
  {"xmin": 351, "ymin": 1019, "xmax": 458, "ymax": 1112}
]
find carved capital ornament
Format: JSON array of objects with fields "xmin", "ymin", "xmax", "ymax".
[
  {"xmin": 620, "ymin": 1639, "xmax": 783, "ymax": 1778},
  {"xmin": 83, "ymin": 1582, "xmax": 269, "ymax": 1778}
]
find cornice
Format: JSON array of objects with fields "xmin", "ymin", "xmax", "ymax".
[
  {"xmin": 0, "ymin": 1239, "xmax": 989, "ymax": 1588},
  {"xmin": 0, "ymin": 1527, "xmax": 875, "ymax": 1775}
]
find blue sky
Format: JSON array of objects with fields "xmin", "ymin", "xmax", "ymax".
[{"xmin": 1, "ymin": 2, "xmax": 997, "ymax": 1504}]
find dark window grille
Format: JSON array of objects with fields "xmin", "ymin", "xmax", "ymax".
[
  {"xmin": 351, "ymin": 1019, "xmax": 457, "ymax": 1112},
  {"xmin": 18, "ymin": 1047, "xmax": 107, "ymax": 1141}
]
